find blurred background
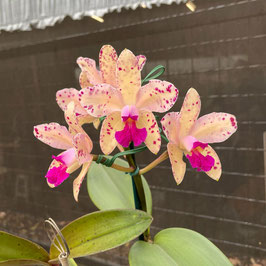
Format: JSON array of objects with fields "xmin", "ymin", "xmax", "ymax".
[{"xmin": 0, "ymin": 0, "xmax": 265, "ymax": 265}]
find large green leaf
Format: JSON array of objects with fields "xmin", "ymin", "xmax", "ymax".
[
  {"xmin": 0, "ymin": 231, "xmax": 49, "ymax": 262},
  {"xmin": 129, "ymin": 228, "xmax": 232, "ymax": 266},
  {"xmin": 49, "ymin": 209, "xmax": 152, "ymax": 261},
  {"xmin": 68, "ymin": 258, "xmax": 77, "ymax": 266},
  {"xmin": 87, "ymin": 158, "xmax": 152, "ymax": 214}
]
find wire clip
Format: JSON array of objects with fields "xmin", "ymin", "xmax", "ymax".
[{"xmin": 44, "ymin": 218, "xmax": 70, "ymax": 266}]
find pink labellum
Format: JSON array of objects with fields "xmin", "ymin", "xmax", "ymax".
[
  {"xmin": 186, "ymin": 140, "xmax": 215, "ymax": 172},
  {"xmin": 193, "ymin": 141, "xmax": 208, "ymax": 149},
  {"xmin": 131, "ymin": 123, "xmax": 147, "ymax": 146},
  {"xmin": 115, "ymin": 121, "xmax": 147, "ymax": 147},
  {"xmin": 45, "ymin": 164, "xmax": 69, "ymax": 187},
  {"xmin": 186, "ymin": 150, "xmax": 215, "ymax": 172},
  {"xmin": 115, "ymin": 123, "xmax": 132, "ymax": 147}
]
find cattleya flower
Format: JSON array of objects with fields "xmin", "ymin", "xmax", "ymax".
[
  {"xmin": 33, "ymin": 102, "xmax": 93, "ymax": 201},
  {"xmin": 56, "ymin": 45, "xmax": 145, "ymax": 129},
  {"xmin": 79, "ymin": 47, "xmax": 178, "ymax": 155},
  {"xmin": 161, "ymin": 88, "xmax": 237, "ymax": 184}
]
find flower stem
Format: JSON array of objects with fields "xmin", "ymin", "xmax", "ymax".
[
  {"xmin": 126, "ymin": 143, "xmax": 150, "ymax": 241},
  {"xmin": 92, "ymin": 149, "xmax": 169, "ymax": 176},
  {"xmin": 139, "ymin": 150, "xmax": 169, "ymax": 175},
  {"xmin": 92, "ymin": 155, "xmax": 135, "ymax": 173}
]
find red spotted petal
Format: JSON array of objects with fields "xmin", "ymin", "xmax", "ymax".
[
  {"xmin": 179, "ymin": 88, "xmax": 201, "ymax": 138},
  {"xmin": 99, "ymin": 45, "xmax": 118, "ymax": 87},
  {"xmin": 167, "ymin": 143, "xmax": 186, "ymax": 185},
  {"xmin": 190, "ymin": 112, "xmax": 238, "ymax": 144},
  {"xmin": 33, "ymin": 123, "xmax": 73, "ymax": 150},
  {"xmin": 79, "ymin": 84, "xmax": 124, "ymax": 117},
  {"xmin": 117, "ymin": 49, "xmax": 141, "ymax": 105},
  {"xmin": 161, "ymin": 112, "xmax": 180, "ymax": 144},
  {"xmin": 77, "ymin": 57, "xmax": 102, "ymax": 88},
  {"xmin": 136, "ymin": 80, "xmax": 178, "ymax": 112},
  {"xmin": 100, "ymin": 112, "xmax": 124, "ymax": 155},
  {"xmin": 136, "ymin": 111, "xmax": 161, "ymax": 154}
]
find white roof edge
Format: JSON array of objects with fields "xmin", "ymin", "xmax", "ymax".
[{"xmin": 0, "ymin": 0, "xmax": 185, "ymax": 32}]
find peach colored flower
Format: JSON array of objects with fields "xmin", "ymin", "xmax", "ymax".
[
  {"xmin": 161, "ymin": 88, "xmax": 237, "ymax": 184},
  {"xmin": 79, "ymin": 48, "xmax": 178, "ymax": 155},
  {"xmin": 56, "ymin": 45, "xmax": 146, "ymax": 129},
  {"xmin": 33, "ymin": 102, "xmax": 93, "ymax": 201}
]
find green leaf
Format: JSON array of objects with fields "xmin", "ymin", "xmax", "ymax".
[
  {"xmin": 87, "ymin": 158, "xmax": 152, "ymax": 214},
  {"xmin": 49, "ymin": 209, "xmax": 152, "ymax": 260},
  {"xmin": 68, "ymin": 258, "xmax": 78, "ymax": 266},
  {"xmin": 129, "ymin": 228, "xmax": 232, "ymax": 266},
  {"xmin": 0, "ymin": 231, "xmax": 49, "ymax": 262},
  {"xmin": 0, "ymin": 259, "xmax": 49, "ymax": 265}
]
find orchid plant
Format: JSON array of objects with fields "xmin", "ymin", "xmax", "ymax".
[{"xmin": 0, "ymin": 45, "xmax": 237, "ymax": 266}]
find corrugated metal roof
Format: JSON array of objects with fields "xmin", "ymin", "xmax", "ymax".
[{"xmin": 0, "ymin": 0, "xmax": 184, "ymax": 32}]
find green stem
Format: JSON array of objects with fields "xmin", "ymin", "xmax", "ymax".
[
  {"xmin": 126, "ymin": 143, "xmax": 150, "ymax": 241},
  {"xmin": 92, "ymin": 154, "xmax": 135, "ymax": 173}
]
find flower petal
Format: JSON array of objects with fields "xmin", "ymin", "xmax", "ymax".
[
  {"xmin": 79, "ymin": 84, "xmax": 124, "ymax": 117},
  {"xmin": 117, "ymin": 49, "xmax": 141, "ymax": 105},
  {"xmin": 64, "ymin": 102, "xmax": 83, "ymax": 135},
  {"xmin": 73, "ymin": 159, "xmax": 92, "ymax": 202},
  {"xmin": 167, "ymin": 143, "xmax": 186, "ymax": 185},
  {"xmin": 200, "ymin": 145, "xmax": 222, "ymax": 180},
  {"xmin": 57, "ymin": 88, "xmax": 97, "ymax": 126},
  {"xmin": 179, "ymin": 88, "xmax": 201, "ymax": 138},
  {"xmin": 33, "ymin": 123, "xmax": 73, "ymax": 149},
  {"xmin": 76, "ymin": 114, "xmax": 98, "ymax": 126},
  {"xmin": 161, "ymin": 112, "xmax": 180, "ymax": 144},
  {"xmin": 56, "ymin": 88, "xmax": 80, "ymax": 112},
  {"xmin": 73, "ymin": 133, "xmax": 93, "ymax": 165},
  {"xmin": 79, "ymin": 71, "xmax": 92, "ymax": 89},
  {"xmin": 136, "ymin": 111, "xmax": 161, "ymax": 154},
  {"xmin": 77, "ymin": 57, "xmax": 102, "ymax": 87},
  {"xmin": 100, "ymin": 111, "xmax": 124, "ymax": 154},
  {"xmin": 136, "ymin": 80, "xmax": 178, "ymax": 112},
  {"xmin": 99, "ymin": 45, "xmax": 118, "ymax": 87},
  {"xmin": 190, "ymin": 112, "xmax": 238, "ymax": 144},
  {"xmin": 136, "ymin": 55, "xmax": 146, "ymax": 70}
]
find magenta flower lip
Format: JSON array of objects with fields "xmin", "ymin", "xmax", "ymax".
[
  {"xmin": 115, "ymin": 121, "xmax": 147, "ymax": 148},
  {"xmin": 45, "ymin": 164, "xmax": 69, "ymax": 187}
]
